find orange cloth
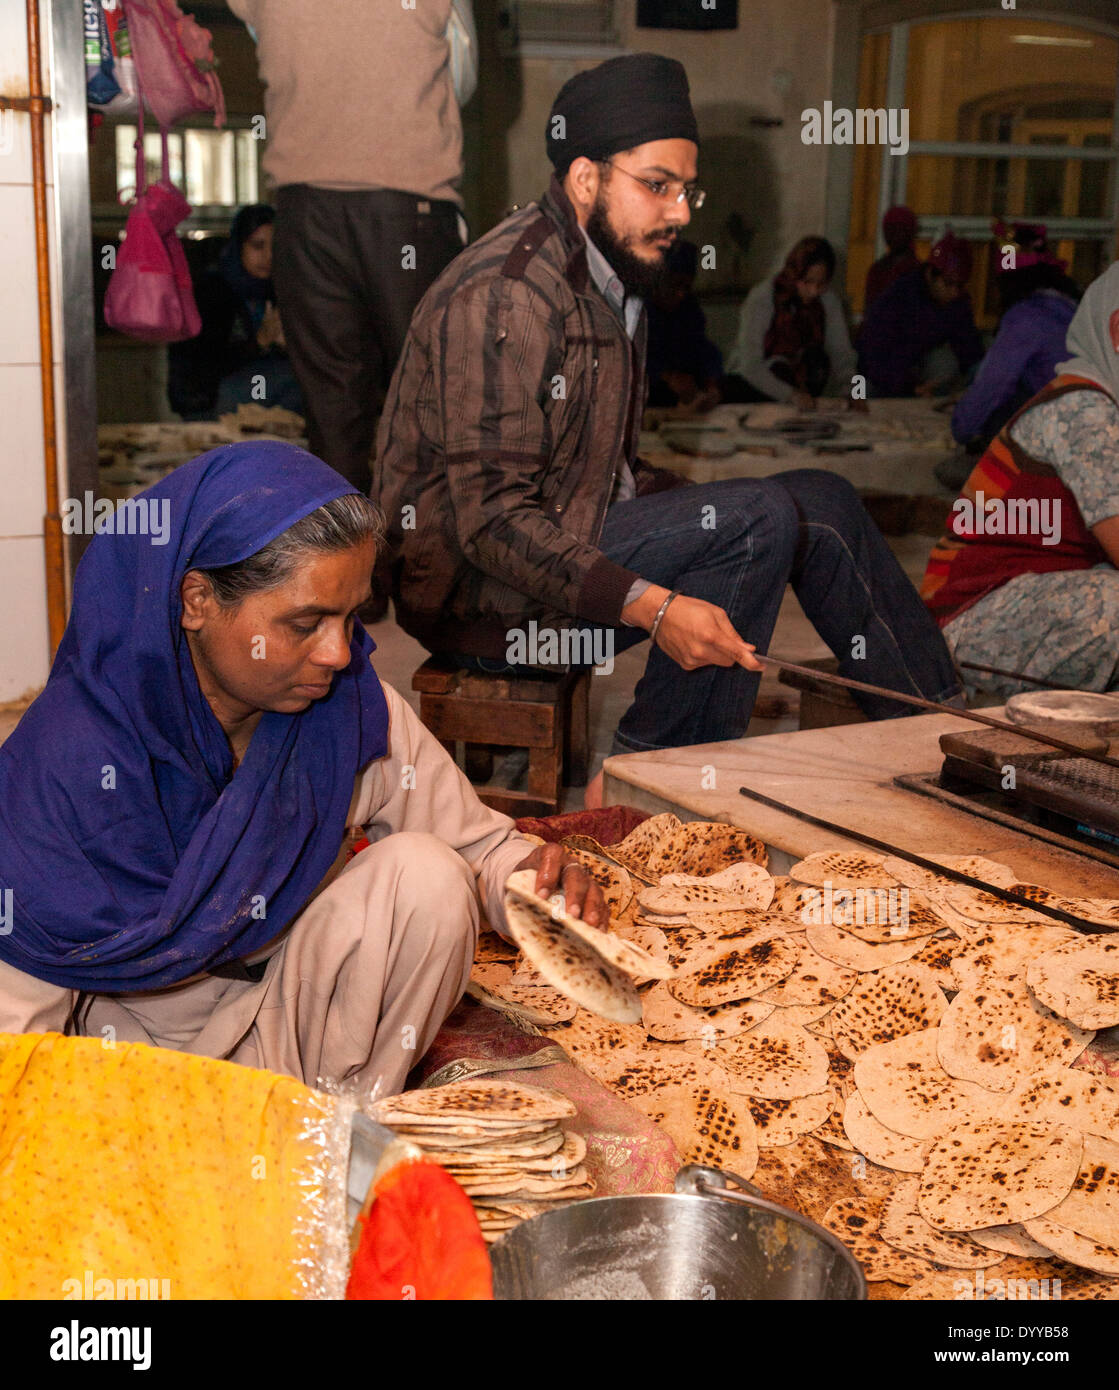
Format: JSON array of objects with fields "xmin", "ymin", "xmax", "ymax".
[{"xmin": 0, "ymin": 1033, "xmax": 327, "ymax": 1299}]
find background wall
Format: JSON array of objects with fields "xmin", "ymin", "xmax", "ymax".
[
  {"xmin": 0, "ymin": 0, "xmax": 65, "ymax": 703},
  {"xmin": 468, "ymin": 0, "xmax": 836, "ymax": 292}
]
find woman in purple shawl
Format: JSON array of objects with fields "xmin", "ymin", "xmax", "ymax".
[{"xmin": 0, "ymin": 442, "xmax": 602, "ymax": 1092}]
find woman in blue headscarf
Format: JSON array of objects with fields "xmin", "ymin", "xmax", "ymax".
[{"xmin": 0, "ymin": 442, "xmax": 603, "ymax": 1092}]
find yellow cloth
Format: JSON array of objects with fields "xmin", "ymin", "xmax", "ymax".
[{"xmin": 0, "ymin": 1033, "xmax": 329, "ymax": 1299}]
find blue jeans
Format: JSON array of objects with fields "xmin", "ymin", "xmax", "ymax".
[{"xmin": 454, "ymin": 471, "xmax": 962, "ymax": 754}]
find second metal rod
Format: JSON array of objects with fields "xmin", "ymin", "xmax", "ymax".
[{"xmin": 754, "ymin": 653, "xmax": 1119, "ymax": 772}]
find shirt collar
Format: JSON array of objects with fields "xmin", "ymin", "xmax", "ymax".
[{"xmin": 580, "ymin": 227, "xmax": 642, "ymax": 339}]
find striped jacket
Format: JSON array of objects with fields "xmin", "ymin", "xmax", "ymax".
[{"xmin": 373, "ymin": 176, "xmax": 677, "ymax": 658}]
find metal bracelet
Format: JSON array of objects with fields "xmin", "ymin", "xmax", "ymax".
[{"xmin": 649, "ymin": 589, "xmax": 679, "ymax": 648}]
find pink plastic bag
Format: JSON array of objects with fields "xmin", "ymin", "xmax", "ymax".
[
  {"xmin": 123, "ymin": 0, "xmax": 225, "ymax": 129},
  {"xmin": 103, "ymin": 113, "xmax": 200, "ymax": 343}
]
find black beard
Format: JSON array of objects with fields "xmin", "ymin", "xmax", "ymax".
[{"xmin": 585, "ymin": 197, "xmax": 676, "ymax": 301}]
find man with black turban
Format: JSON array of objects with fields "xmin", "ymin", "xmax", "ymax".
[{"xmin": 374, "ymin": 55, "xmax": 962, "ymax": 801}]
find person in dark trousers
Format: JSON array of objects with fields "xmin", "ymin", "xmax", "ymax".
[
  {"xmin": 373, "ymin": 54, "xmax": 964, "ymax": 806},
  {"xmin": 228, "ymin": 0, "xmax": 469, "ymax": 502},
  {"xmin": 863, "ymin": 205, "xmax": 920, "ymax": 311},
  {"xmin": 167, "ymin": 204, "xmax": 301, "ymax": 422},
  {"xmin": 645, "ymin": 239, "xmax": 723, "ymax": 408},
  {"xmin": 858, "ymin": 232, "xmax": 984, "ymax": 398}
]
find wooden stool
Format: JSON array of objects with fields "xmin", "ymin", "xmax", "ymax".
[{"xmin": 412, "ymin": 656, "xmax": 592, "ymax": 817}]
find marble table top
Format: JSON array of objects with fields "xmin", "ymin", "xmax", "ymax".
[{"xmin": 603, "ymin": 710, "xmax": 1119, "ymax": 897}]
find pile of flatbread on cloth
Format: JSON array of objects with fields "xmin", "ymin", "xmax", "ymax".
[
  {"xmin": 370, "ymin": 1078, "xmax": 588, "ymax": 1244},
  {"xmin": 471, "ymin": 812, "xmax": 1119, "ymax": 1297}
]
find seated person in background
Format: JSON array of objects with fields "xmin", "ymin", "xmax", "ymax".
[
  {"xmin": 921, "ymin": 262, "xmax": 1119, "ymax": 702},
  {"xmin": 858, "ymin": 232, "xmax": 984, "ymax": 399},
  {"xmin": 645, "ymin": 239, "xmax": 723, "ymax": 409},
  {"xmin": 863, "ymin": 205, "xmax": 920, "ymax": 310},
  {"xmin": 374, "ymin": 54, "xmax": 964, "ymax": 804},
  {"xmin": 951, "ymin": 223, "xmax": 1081, "ymax": 450},
  {"xmin": 723, "ymin": 236, "xmax": 858, "ymax": 410},
  {"xmin": 168, "ymin": 204, "xmax": 302, "ymax": 422}
]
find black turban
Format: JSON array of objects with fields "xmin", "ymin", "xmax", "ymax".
[{"xmin": 546, "ymin": 54, "xmax": 699, "ymax": 175}]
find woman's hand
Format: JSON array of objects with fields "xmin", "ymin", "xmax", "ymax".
[
  {"xmin": 256, "ymin": 304, "xmax": 285, "ymax": 352},
  {"xmin": 513, "ymin": 842, "xmax": 608, "ymax": 929},
  {"xmin": 791, "ymin": 389, "xmax": 817, "ymax": 412}
]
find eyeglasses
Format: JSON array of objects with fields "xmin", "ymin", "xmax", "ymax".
[{"xmin": 599, "ymin": 161, "xmax": 705, "ymax": 210}]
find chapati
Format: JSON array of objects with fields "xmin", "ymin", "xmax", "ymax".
[
  {"xmin": 1032, "ymin": 1134, "xmax": 1119, "ymax": 1248},
  {"xmin": 747, "ymin": 1089, "xmax": 834, "ymax": 1147},
  {"xmin": 908, "ymin": 933, "xmax": 961, "ymax": 993},
  {"xmin": 967, "ymin": 1224, "xmax": 1055, "ymax": 1258},
  {"xmin": 470, "ymin": 962, "xmax": 578, "ymax": 1022},
  {"xmin": 853, "ymin": 1029, "xmax": 989, "ymax": 1139},
  {"xmin": 829, "ymin": 962, "xmax": 948, "ymax": 1061},
  {"xmin": 475, "ymin": 931, "xmax": 518, "ymax": 963},
  {"xmin": 644, "ymin": 821, "xmax": 768, "ymax": 877},
  {"xmin": 821, "ymin": 1195, "xmax": 939, "ymax": 1283},
  {"xmin": 937, "ymin": 975, "xmax": 1094, "ymax": 1092},
  {"xmin": 1005, "ymin": 1068, "xmax": 1119, "ymax": 1140},
  {"xmin": 880, "ymin": 1177, "xmax": 1003, "ymax": 1268},
  {"xmin": 503, "ymin": 871, "xmax": 644, "ymax": 1022},
  {"xmin": 754, "ymin": 940, "xmax": 857, "ymax": 1010},
  {"xmin": 806, "ymin": 919, "xmax": 927, "ymax": 972},
  {"xmin": 561, "ymin": 846, "xmax": 634, "ymax": 916},
  {"xmin": 1022, "ymin": 1217, "xmax": 1119, "ymax": 1276},
  {"xmin": 950, "ymin": 922, "xmax": 1081, "ymax": 991},
  {"xmin": 941, "ymin": 884, "xmax": 1053, "ymax": 925},
  {"xmin": 841, "ymin": 1091, "xmax": 926, "ymax": 1172},
  {"xmin": 882, "ymin": 854, "xmax": 1018, "ymax": 892},
  {"xmin": 1027, "ymin": 937, "xmax": 1119, "ymax": 1030},
  {"xmin": 669, "ymin": 927, "xmax": 801, "ymax": 1006},
  {"xmin": 788, "ymin": 850, "xmax": 899, "ymax": 889},
  {"xmin": 918, "ymin": 1120, "xmax": 1083, "ymax": 1231},
  {"xmin": 819, "ymin": 889, "xmax": 946, "ymax": 944},
  {"xmin": 641, "ymin": 979, "xmax": 774, "ymax": 1042},
  {"xmin": 700, "ymin": 1020, "xmax": 830, "ymax": 1100},
  {"xmin": 660, "ymin": 862, "xmax": 774, "ymax": 909},
  {"xmin": 372, "ymin": 1077, "xmax": 576, "ymax": 1123},
  {"xmin": 609, "ymin": 813, "xmax": 683, "ymax": 875},
  {"xmin": 643, "ymin": 1083, "xmax": 759, "ymax": 1178}
]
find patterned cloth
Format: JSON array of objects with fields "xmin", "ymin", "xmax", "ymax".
[{"xmin": 943, "ymin": 386, "xmax": 1119, "ymax": 698}]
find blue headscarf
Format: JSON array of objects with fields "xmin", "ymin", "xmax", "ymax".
[{"xmin": 0, "ymin": 441, "xmax": 389, "ymax": 991}]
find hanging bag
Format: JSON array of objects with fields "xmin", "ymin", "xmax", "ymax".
[
  {"xmin": 103, "ymin": 98, "xmax": 201, "ymax": 343},
  {"xmin": 120, "ymin": 0, "xmax": 225, "ymax": 128}
]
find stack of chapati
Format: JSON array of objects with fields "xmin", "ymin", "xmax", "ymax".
[
  {"xmin": 469, "ymin": 823, "xmax": 1119, "ymax": 1294},
  {"xmin": 370, "ymin": 1078, "xmax": 590, "ymax": 1244}
]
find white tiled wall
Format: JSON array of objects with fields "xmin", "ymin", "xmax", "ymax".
[{"xmin": 0, "ymin": 0, "xmax": 66, "ymax": 703}]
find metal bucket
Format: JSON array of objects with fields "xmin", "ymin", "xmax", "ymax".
[{"xmin": 490, "ymin": 1165, "xmax": 865, "ymax": 1301}]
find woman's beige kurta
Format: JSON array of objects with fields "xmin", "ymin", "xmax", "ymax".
[{"xmin": 0, "ymin": 683, "xmax": 532, "ymax": 1095}]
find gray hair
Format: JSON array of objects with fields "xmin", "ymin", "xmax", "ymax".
[{"xmin": 201, "ymin": 493, "xmax": 384, "ymax": 607}]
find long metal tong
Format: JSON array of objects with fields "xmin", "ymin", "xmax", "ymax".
[{"xmin": 753, "ymin": 653, "xmax": 1119, "ymax": 772}]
